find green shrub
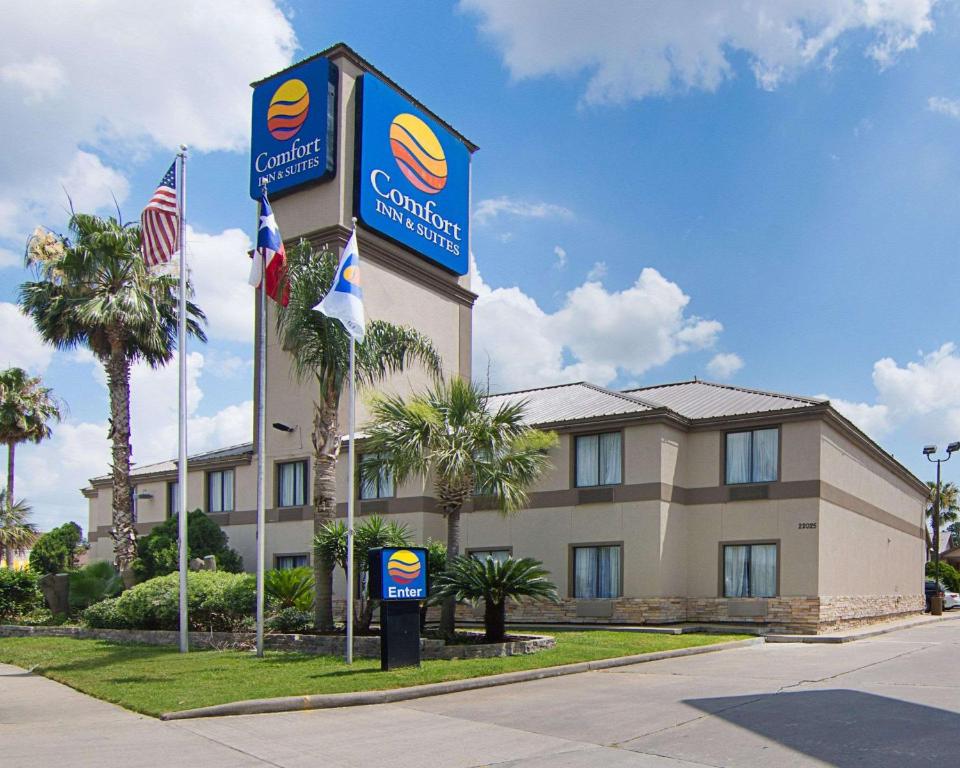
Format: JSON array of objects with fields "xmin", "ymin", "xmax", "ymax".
[
  {"xmin": 83, "ymin": 571, "xmax": 255, "ymax": 632},
  {"xmin": 266, "ymin": 607, "xmax": 312, "ymax": 634},
  {"xmin": 926, "ymin": 561, "xmax": 960, "ymax": 592},
  {"xmin": 29, "ymin": 522, "xmax": 84, "ymax": 574},
  {"xmin": 82, "ymin": 597, "xmax": 127, "ymax": 629},
  {"xmin": 133, "ymin": 509, "xmax": 243, "ymax": 581},
  {"xmin": 69, "ymin": 561, "xmax": 123, "ymax": 612},
  {"xmin": 265, "ymin": 567, "xmax": 313, "ymax": 611},
  {"xmin": 0, "ymin": 568, "xmax": 40, "ymax": 622}
]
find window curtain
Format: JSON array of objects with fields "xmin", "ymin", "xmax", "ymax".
[
  {"xmin": 596, "ymin": 545, "xmax": 621, "ymax": 597},
  {"xmin": 750, "ymin": 544, "xmax": 777, "ymax": 597},
  {"xmin": 472, "ymin": 550, "xmax": 509, "ymax": 564},
  {"xmin": 574, "ymin": 547, "xmax": 595, "ymax": 598},
  {"xmin": 724, "ymin": 545, "xmax": 749, "ymax": 597},
  {"xmin": 222, "ymin": 469, "xmax": 234, "ymax": 511},
  {"xmin": 379, "ymin": 464, "xmax": 394, "ymax": 497},
  {"xmin": 725, "ymin": 432, "xmax": 751, "ymax": 484},
  {"xmin": 209, "ymin": 473, "xmax": 223, "ymax": 512},
  {"xmin": 599, "ymin": 432, "xmax": 622, "ymax": 485},
  {"xmin": 576, "ymin": 435, "xmax": 599, "ymax": 487},
  {"xmin": 574, "ymin": 546, "xmax": 621, "ymax": 598},
  {"xmin": 169, "ymin": 482, "xmax": 179, "ymax": 518},
  {"xmin": 752, "ymin": 429, "xmax": 778, "ymax": 482},
  {"xmin": 280, "ymin": 463, "xmax": 303, "ymax": 506}
]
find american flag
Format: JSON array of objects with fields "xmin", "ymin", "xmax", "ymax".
[{"xmin": 140, "ymin": 161, "xmax": 179, "ymax": 267}]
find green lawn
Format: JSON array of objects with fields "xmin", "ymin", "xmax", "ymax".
[{"xmin": 0, "ymin": 631, "xmax": 747, "ymax": 717}]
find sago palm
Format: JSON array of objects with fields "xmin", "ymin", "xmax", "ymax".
[
  {"xmin": 433, "ymin": 555, "xmax": 559, "ymax": 642},
  {"xmin": 0, "ymin": 368, "xmax": 62, "ymax": 518},
  {"xmin": 926, "ymin": 481, "xmax": 960, "ymax": 558},
  {"xmin": 364, "ymin": 377, "xmax": 557, "ymax": 638},
  {"xmin": 20, "ymin": 215, "xmax": 206, "ymax": 571},
  {"xmin": 0, "ymin": 491, "xmax": 38, "ymax": 569},
  {"xmin": 276, "ymin": 240, "xmax": 442, "ymax": 630}
]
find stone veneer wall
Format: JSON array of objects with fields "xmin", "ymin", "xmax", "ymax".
[{"xmin": 818, "ymin": 595, "xmax": 925, "ymax": 630}]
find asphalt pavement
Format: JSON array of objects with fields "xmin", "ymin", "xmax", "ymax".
[{"xmin": 3, "ymin": 618, "xmax": 959, "ymax": 767}]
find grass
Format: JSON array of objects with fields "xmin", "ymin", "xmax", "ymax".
[{"xmin": 0, "ymin": 630, "xmax": 747, "ymax": 717}]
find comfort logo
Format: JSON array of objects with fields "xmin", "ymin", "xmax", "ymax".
[
  {"xmin": 386, "ymin": 549, "xmax": 422, "ymax": 584},
  {"xmin": 267, "ymin": 79, "xmax": 310, "ymax": 141},
  {"xmin": 389, "ymin": 113, "xmax": 447, "ymax": 195}
]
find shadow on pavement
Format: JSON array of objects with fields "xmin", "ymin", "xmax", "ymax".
[{"xmin": 684, "ymin": 689, "xmax": 958, "ymax": 767}]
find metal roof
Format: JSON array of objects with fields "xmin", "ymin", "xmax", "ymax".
[
  {"xmin": 486, "ymin": 382, "xmax": 656, "ymax": 426},
  {"xmin": 91, "ymin": 442, "xmax": 253, "ymax": 483},
  {"xmin": 623, "ymin": 380, "xmax": 824, "ymax": 420}
]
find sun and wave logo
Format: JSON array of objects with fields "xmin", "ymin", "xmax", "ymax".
[
  {"xmin": 386, "ymin": 549, "xmax": 423, "ymax": 585},
  {"xmin": 389, "ymin": 113, "xmax": 447, "ymax": 195},
  {"xmin": 267, "ymin": 79, "xmax": 310, "ymax": 141}
]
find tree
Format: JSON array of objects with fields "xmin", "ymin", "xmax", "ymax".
[
  {"xmin": 133, "ymin": 509, "xmax": 242, "ymax": 580},
  {"xmin": 0, "ymin": 491, "xmax": 38, "ymax": 569},
  {"xmin": 946, "ymin": 521, "xmax": 960, "ymax": 550},
  {"xmin": 314, "ymin": 514, "xmax": 411, "ymax": 633},
  {"xmin": 0, "ymin": 367, "xmax": 62, "ymax": 529},
  {"xmin": 275, "ymin": 240, "xmax": 442, "ymax": 630},
  {"xmin": 364, "ymin": 377, "xmax": 557, "ymax": 638},
  {"xmin": 433, "ymin": 556, "xmax": 559, "ymax": 642},
  {"xmin": 926, "ymin": 481, "xmax": 960, "ymax": 558},
  {"xmin": 29, "ymin": 522, "xmax": 84, "ymax": 574},
  {"xmin": 20, "ymin": 217, "xmax": 206, "ymax": 571}
]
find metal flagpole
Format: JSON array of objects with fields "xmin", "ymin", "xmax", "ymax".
[
  {"xmin": 255, "ymin": 189, "xmax": 268, "ymax": 658},
  {"xmin": 177, "ymin": 145, "xmax": 189, "ymax": 654},
  {"xmin": 345, "ymin": 217, "xmax": 359, "ymax": 665}
]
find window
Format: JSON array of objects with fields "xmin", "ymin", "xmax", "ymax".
[
  {"xmin": 469, "ymin": 549, "xmax": 511, "ymax": 564},
  {"xmin": 275, "ymin": 554, "xmax": 309, "ymax": 570},
  {"xmin": 277, "ymin": 460, "xmax": 307, "ymax": 507},
  {"xmin": 167, "ymin": 481, "xmax": 179, "ymax": 519},
  {"xmin": 360, "ymin": 452, "xmax": 394, "ymax": 500},
  {"xmin": 575, "ymin": 432, "xmax": 622, "ymax": 487},
  {"xmin": 131, "ymin": 485, "xmax": 138, "ymax": 521},
  {"xmin": 725, "ymin": 428, "xmax": 779, "ymax": 484},
  {"xmin": 573, "ymin": 545, "xmax": 621, "ymax": 598},
  {"xmin": 207, "ymin": 469, "xmax": 234, "ymax": 513},
  {"xmin": 723, "ymin": 543, "xmax": 777, "ymax": 597}
]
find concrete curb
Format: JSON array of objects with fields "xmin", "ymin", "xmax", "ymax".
[
  {"xmin": 159, "ymin": 637, "xmax": 762, "ymax": 720},
  {"xmin": 765, "ymin": 611, "xmax": 960, "ymax": 644}
]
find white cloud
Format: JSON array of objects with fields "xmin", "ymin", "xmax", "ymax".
[
  {"xmin": 474, "ymin": 196, "xmax": 573, "ymax": 225},
  {"xmin": 553, "ymin": 245, "xmax": 567, "ymax": 269},
  {"xmin": 462, "ymin": 0, "xmax": 936, "ymax": 104},
  {"xmin": 472, "ymin": 255, "xmax": 722, "ymax": 391},
  {"xmin": 706, "ymin": 352, "xmax": 744, "ymax": 380},
  {"xmin": 0, "ymin": 246, "xmax": 19, "ymax": 268},
  {"xmin": 587, "ymin": 261, "xmax": 608, "ymax": 281},
  {"xmin": 823, "ymin": 343, "xmax": 960, "ymax": 441},
  {"xmin": 0, "ymin": 303, "xmax": 53, "ymax": 373},
  {"xmin": 0, "ymin": 1, "xmax": 296, "ymax": 238},
  {"xmin": 928, "ymin": 96, "xmax": 960, "ymax": 119},
  {"xmin": 185, "ymin": 226, "xmax": 255, "ymax": 342}
]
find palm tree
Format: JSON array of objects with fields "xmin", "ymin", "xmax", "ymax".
[
  {"xmin": 926, "ymin": 481, "xmax": 960, "ymax": 558},
  {"xmin": 0, "ymin": 367, "xmax": 62, "ymax": 516},
  {"xmin": 433, "ymin": 556, "xmax": 559, "ymax": 642},
  {"xmin": 364, "ymin": 377, "xmax": 557, "ymax": 639},
  {"xmin": 275, "ymin": 240, "xmax": 442, "ymax": 631},
  {"xmin": 20, "ymin": 216, "xmax": 206, "ymax": 572},
  {"xmin": 0, "ymin": 491, "xmax": 38, "ymax": 569}
]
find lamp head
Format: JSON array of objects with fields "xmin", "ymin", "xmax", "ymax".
[
  {"xmin": 271, "ymin": 422, "xmax": 295, "ymax": 433},
  {"xmin": 948, "ymin": 442, "xmax": 960, "ymax": 454},
  {"xmin": 923, "ymin": 445, "xmax": 937, "ymax": 456}
]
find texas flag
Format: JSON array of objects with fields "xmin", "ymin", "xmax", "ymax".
[
  {"xmin": 248, "ymin": 189, "xmax": 289, "ymax": 306},
  {"xmin": 314, "ymin": 227, "xmax": 365, "ymax": 341}
]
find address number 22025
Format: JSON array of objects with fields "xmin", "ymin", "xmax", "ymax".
[{"xmin": 798, "ymin": 522, "xmax": 817, "ymax": 530}]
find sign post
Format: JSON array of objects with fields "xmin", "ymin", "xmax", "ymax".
[{"xmin": 368, "ymin": 547, "xmax": 429, "ymax": 670}]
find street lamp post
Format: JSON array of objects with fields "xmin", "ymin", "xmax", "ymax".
[{"xmin": 924, "ymin": 441, "xmax": 960, "ymax": 616}]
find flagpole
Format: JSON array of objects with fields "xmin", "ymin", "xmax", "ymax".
[
  {"xmin": 255, "ymin": 187, "xmax": 268, "ymax": 658},
  {"xmin": 177, "ymin": 145, "xmax": 189, "ymax": 654},
  {"xmin": 345, "ymin": 219, "xmax": 358, "ymax": 665}
]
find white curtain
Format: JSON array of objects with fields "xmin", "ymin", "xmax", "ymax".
[
  {"xmin": 574, "ymin": 547, "xmax": 594, "ymax": 597},
  {"xmin": 599, "ymin": 432, "xmax": 622, "ymax": 485},
  {"xmin": 575, "ymin": 546, "xmax": 621, "ymax": 598},
  {"xmin": 209, "ymin": 473, "xmax": 223, "ymax": 512},
  {"xmin": 379, "ymin": 464, "xmax": 394, "ymax": 497},
  {"xmin": 576, "ymin": 435, "xmax": 599, "ymax": 487},
  {"xmin": 279, "ymin": 463, "xmax": 302, "ymax": 506},
  {"xmin": 169, "ymin": 482, "xmax": 179, "ymax": 518},
  {"xmin": 750, "ymin": 544, "xmax": 777, "ymax": 597},
  {"xmin": 472, "ymin": 550, "xmax": 509, "ymax": 564},
  {"xmin": 725, "ymin": 432, "xmax": 751, "ymax": 484},
  {"xmin": 752, "ymin": 429, "xmax": 778, "ymax": 482},
  {"xmin": 222, "ymin": 469, "xmax": 234, "ymax": 511},
  {"xmin": 596, "ymin": 545, "xmax": 621, "ymax": 597},
  {"xmin": 724, "ymin": 545, "xmax": 749, "ymax": 597}
]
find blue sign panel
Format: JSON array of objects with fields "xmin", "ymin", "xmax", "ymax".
[
  {"xmin": 249, "ymin": 57, "xmax": 337, "ymax": 199},
  {"xmin": 355, "ymin": 74, "xmax": 469, "ymax": 275},
  {"xmin": 380, "ymin": 548, "xmax": 428, "ymax": 601}
]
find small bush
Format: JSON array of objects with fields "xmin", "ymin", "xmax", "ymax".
[
  {"xmin": 926, "ymin": 561, "xmax": 960, "ymax": 592},
  {"xmin": 133, "ymin": 510, "xmax": 243, "ymax": 581},
  {"xmin": 266, "ymin": 607, "xmax": 312, "ymax": 634},
  {"xmin": 29, "ymin": 522, "xmax": 84, "ymax": 574},
  {"xmin": 0, "ymin": 568, "xmax": 39, "ymax": 622},
  {"xmin": 69, "ymin": 561, "xmax": 123, "ymax": 612},
  {"xmin": 83, "ymin": 571, "xmax": 255, "ymax": 632},
  {"xmin": 265, "ymin": 567, "xmax": 313, "ymax": 611}
]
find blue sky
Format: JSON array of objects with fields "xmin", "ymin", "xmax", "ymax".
[{"xmin": 2, "ymin": 0, "xmax": 959, "ymax": 530}]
